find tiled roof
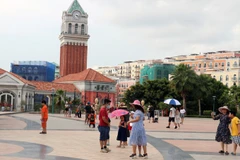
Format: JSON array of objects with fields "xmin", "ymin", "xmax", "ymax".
[
  {"xmin": 0, "ymin": 68, "xmax": 7, "ymax": 75},
  {"xmin": 31, "ymin": 81, "xmax": 78, "ymax": 93},
  {"xmin": 54, "ymin": 68, "xmax": 115, "ymax": 83},
  {"xmin": 0, "ymin": 68, "xmax": 34, "ymax": 86}
]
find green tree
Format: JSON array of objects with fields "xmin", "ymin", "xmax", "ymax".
[
  {"xmin": 194, "ymin": 74, "xmax": 213, "ymax": 115},
  {"xmin": 143, "ymin": 78, "xmax": 171, "ymax": 109},
  {"xmin": 54, "ymin": 90, "xmax": 66, "ymax": 113},
  {"xmin": 123, "ymin": 83, "xmax": 145, "ymax": 107},
  {"xmin": 171, "ymin": 64, "xmax": 197, "ymax": 110}
]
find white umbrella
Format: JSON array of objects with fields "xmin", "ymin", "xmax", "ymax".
[{"xmin": 164, "ymin": 98, "xmax": 181, "ymax": 105}]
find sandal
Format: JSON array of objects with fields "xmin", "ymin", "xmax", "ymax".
[
  {"xmin": 231, "ymin": 152, "xmax": 236, "ymax": 155},
  {"xmin": 225, "ymin": 151, "xmax": 229, "ymax": 155},
  {"xmin": 39, "ymin": 132, "xmax": 47, "ymax": 134},
  {"xmin": 219, "ymin": 150, "xmax": 224, "ymax": 154}
]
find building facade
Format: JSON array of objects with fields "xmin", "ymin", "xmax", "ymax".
[
  {"xmin": 166, "ymin": 51, "xmax": 240, "ymax": 87},
  {"xmin": 54, "ymin": 68, "xmax": 117, "ymax": 105},
  {"xmin": 59, "ymin": 0, "xmax": 90, "ymax": 77},
  {"xmin": 11, "ymin": 61, "xmax": 55, "ymax": 82}
]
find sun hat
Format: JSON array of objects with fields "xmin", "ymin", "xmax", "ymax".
[
  {"xmin": 218, "ymin": 106, "xmax": 230, "ymax": 113},
  {"xmin": 130, "ymin": 100, "xmax": 142, "ymax": 107},
  {"xmin": 130, "ymin": 111, "xmax": 135, "ymax": 114}
]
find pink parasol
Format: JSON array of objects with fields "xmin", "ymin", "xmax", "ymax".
[{"xmin": 110, "ymin": 109, "xmax": 129, "ymax": 118}]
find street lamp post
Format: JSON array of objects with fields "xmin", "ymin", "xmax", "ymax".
[
  {"xmin": 52, "ymin": 88, "xmax": 55, "ymax": 114},
  {"xmin": 212, "ymin": 96, "xmax": 216, "ymax": 112}
]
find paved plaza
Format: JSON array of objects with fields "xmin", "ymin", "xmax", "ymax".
[{"xmin": 0, "ymin": 113, "xmax": 239, "ymax": 160}]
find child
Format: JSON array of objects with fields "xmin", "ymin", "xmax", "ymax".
[
  {"xmin": 229, "ymin": 111, "xmax": 240, "ymax": 155},
  {"xmin": 88, "ymin": 111, "xmax": 96, "ymax": 128},
  {"xmin": 117, "ymin": 116, "xmax": 128, "ymax": 148}
]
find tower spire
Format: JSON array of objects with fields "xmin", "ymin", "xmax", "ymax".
[{"xmin": 67, "ymin": 0, "xmax": 85, "ymax": 14}]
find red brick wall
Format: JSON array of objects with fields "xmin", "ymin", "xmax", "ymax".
[{"xmin": 60, "ymin": 44, "xmax": 88, "ymax": 77}]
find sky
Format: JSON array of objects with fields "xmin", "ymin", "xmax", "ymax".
[{"xmin": 1, "ymin": 0, "xmax": 240, "ymax": 71}]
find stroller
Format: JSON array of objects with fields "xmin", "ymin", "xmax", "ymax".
[{"xmin": 153, "ymin": 110, "xmax": 159, "ymax": 123}]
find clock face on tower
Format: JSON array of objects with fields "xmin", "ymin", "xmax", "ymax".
[{"xmin": 73, "ymin": 11, "xmax": 80, "ymax": 20}]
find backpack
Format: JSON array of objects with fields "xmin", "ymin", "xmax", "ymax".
[{"xmin": 90, "ymin": 114, "xmax": 95, "ymax": 122}]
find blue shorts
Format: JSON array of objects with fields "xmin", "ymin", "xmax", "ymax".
[{"xmin": 98, "ymin": 126, "xmax": 109, "ymax": 141}]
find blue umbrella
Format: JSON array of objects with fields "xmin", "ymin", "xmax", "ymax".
[{"xmin": 164, "ymin": 98, "xmax": 181, "ymax": 105}]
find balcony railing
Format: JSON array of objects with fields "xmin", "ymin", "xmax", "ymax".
[
  {"xmin": 231, "ymin": 77, "xmax": 239, "ymax": 82},
  {"xmin": 232, "ymin": 64, "xmax": 240, "ymax": 68}
]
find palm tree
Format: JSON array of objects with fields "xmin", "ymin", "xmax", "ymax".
[
  {"xmin": 194, "ymin": 74, "xmax": 213, "ymax": 115},
  {"xmin": 171, "ymin": 64, "xmax": 197, "ymax": 110},
  {"xmin": 54, "ymin": 90, "xmax": 66, "ymax": 112}
]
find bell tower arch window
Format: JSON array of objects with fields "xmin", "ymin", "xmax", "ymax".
[
  {"xmin": 75, "ymin": 24, "xmax": 78, "ymax": 34},
  {"xmin": 81, "ymin": 24, "xmax": 85, "ymax": 35},
  {"xmin": 68, "ymin": 23, "xmax": 72, "ymax": 34}
]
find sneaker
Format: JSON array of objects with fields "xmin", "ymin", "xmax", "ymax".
[
  {"xmin": 166, "ymin": 126, "xmax": 170, "ymax": 128},
  {"xmin": 143, "ymin": 153, "xmax": 148, "ymax": 159},
  {"xmin": 105, "ymin": 147, "xmax": 111, "ymax": 152},
  {"xmin": 129, "ymin": 154, "xmax": 137, "ymax": 159},
  {"xmin": 174, "ymin": 126, "xmax": 177, "ymax": 129},
  {"xmin": 100, "ymin": 149, "xmax": 108, "ymax": 153},
  {"xmin": 139, "ymin": 154, "xmax": 143, "ymax": 157}
]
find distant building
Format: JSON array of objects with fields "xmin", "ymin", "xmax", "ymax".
[
  {"xmin": 52, "ymin": 62, "xmax": 60, "ymax": 79},
  {"xmin": 167, "ymin": 50, "xmax": 240, "ymax": 87},
  {"xmin": 117, "ymin": 79, "xmax": 136, "ymax": 101},
  {"xmin": 140, "ymin": 64, "xmax": 175, "ymax": 84},
  {"xmin": 11, "ymin": 61, "xmax": 55, "ymax": 82}
]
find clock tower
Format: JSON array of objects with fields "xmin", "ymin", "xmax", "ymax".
[{"xmin": 59, "ymin": 0, "xmax": 90, "ymax": 77}]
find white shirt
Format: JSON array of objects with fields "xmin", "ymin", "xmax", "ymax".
[
  {"xmin": 169, "ymin": 107, "xmax": 176, "ymax": 117},
  {"xmin": 180, "ymin": 109, "xmax": 186, "ymax": 114}
]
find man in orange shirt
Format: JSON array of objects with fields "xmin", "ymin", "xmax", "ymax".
[{"xmin": 40, "ymin": 100, "xmax": 48, "ymax": 134}]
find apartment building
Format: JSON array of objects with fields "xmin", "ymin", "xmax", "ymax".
[{"xmin": 167, "ymin": 51, "xmax": 240, "ymax": 87}]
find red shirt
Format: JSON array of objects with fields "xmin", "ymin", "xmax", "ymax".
[{"xmin": 99, "ymin": 107, "xmax": 108, "ymax": 126}]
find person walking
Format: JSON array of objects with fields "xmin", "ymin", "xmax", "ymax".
[
  {"xmin": 40, "ymin": 100, "xmax": 48, "ymax": 134},
  {"xmin": 149, "ymin": 105, "xmax": 154, "ymax": 123},
  {"xmin": 64, "ymin": 101, "xmax": 69, "ymax": 117},
  {"xmin": 77, "ymin": 104, "xmax": 81, "ymax": 118},
  {"xmin": 98, "ymin": 99, "xmax": 111, "ymax": 153},
  {"xmin": 85, "ymin": 102, "xmax": 92, "ymax": 124},
  {"xmin": 175, "ymin": 107, "xmax": 181, "ymax": 128},
  {"xmin": 211, "ymin": 106, "xmax": 232, "ymax": 155},
  {"xmin": 128, "ymin": 100, "xmax": 148, "ymax": 159},
  {"xmin": 166, "ymin": 105, "xmax": 177, "ymax": 129},
  {"xmin": 180, "ymin": 106, "xmax": 186, "ymax": 124}
]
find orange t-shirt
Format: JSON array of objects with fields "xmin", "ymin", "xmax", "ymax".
[{"xmin": 41, "ymin": 105, "xmax": 48, "ymax": 119}]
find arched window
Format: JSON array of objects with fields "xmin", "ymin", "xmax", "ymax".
[
  {"xmin": 28, "ymin": 67, "xmax": 32, "ymax": 73},
  {"xmin": 34, "ymin": 76, "xmax": 39, "ymax": 81},
  {"xmin": 81, "ymin": 24, "xmax": 85, "ymax": 35},
  {"xmin": 33, "ymin": 67, "xmax": 38, "ymax": 74},
  {"xmin": 75, "ymin": 24, "xmax": 78, "ymax": 34},
  {"xmin": 22, "ymin": 67, "xmax": 26, "ymax": 73},
  {"xmin": 227, "ymin": 62, "xmax": 230, "ymax": 67},
  {"xmin": 226, "ymin": 83, "xmax": 228, "ymax": 87},
  {"xmin": 68, "ymin": 23, "xmax": 72, "ymax": 34},
  {"xmin": 28, "ymin": 76, "xmax": 32, "ymax": 81},
  {"xmin": 226, "ymin": 75, "xmax": 229, "ymax": 81},
  {"xmin": 220, "ymin": 75, "xmax": 223, "ymax": 81}
]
